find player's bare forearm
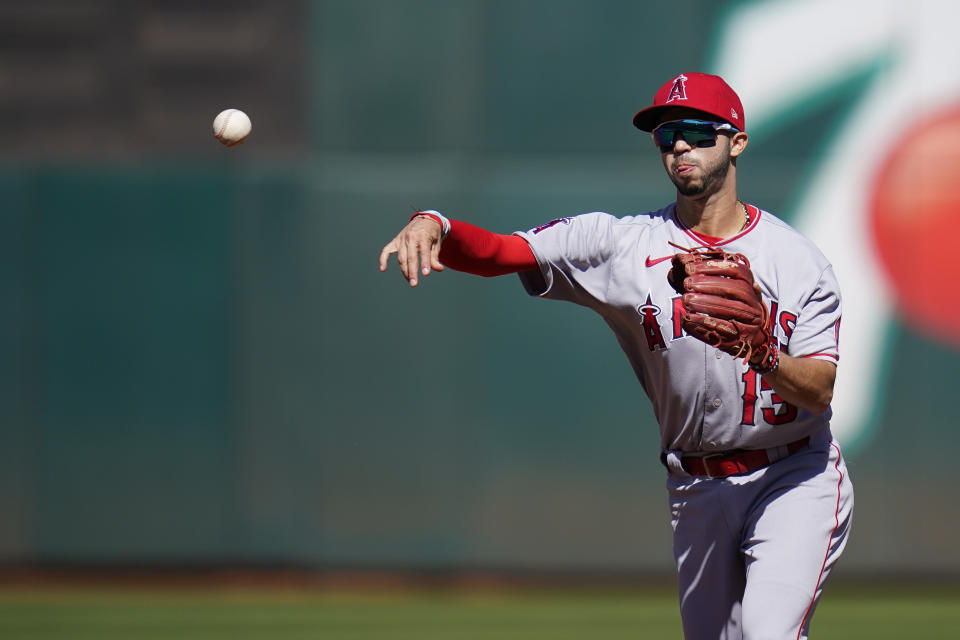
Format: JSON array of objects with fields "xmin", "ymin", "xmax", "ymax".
[
  {"xmin": 378, "ymin": 217, "xmax": 445, "ymax": 287},
  {"xmin": 762, "ymin": 355, "xmax": 836, "ymax": 415}
]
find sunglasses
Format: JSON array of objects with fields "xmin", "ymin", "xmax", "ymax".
[{"xmin": 652, "ymin": 119, "xmax": 740, "ymax": 151}]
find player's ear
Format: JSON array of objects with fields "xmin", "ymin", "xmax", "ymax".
[{"xmin": 730, "ymin": 131, "xmax": 749, "ymax": 158}]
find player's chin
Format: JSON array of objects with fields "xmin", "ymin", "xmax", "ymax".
[{"xmin": 672, "ymin": 176, "xmax": 707, "ymax": 197}]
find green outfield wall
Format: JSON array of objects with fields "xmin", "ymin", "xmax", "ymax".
[{"xmin": 1, "ymin": 0, "xmax": 958, "ymax": 577}]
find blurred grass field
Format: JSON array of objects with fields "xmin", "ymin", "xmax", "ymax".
[{"xmin": 1, "ymin": 582, "xmax": 958, "ymax": 639}]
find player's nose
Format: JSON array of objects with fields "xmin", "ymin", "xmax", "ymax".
[{"xmin": 669, "ymin": 135, "xmax": 694, "ymax": 153}]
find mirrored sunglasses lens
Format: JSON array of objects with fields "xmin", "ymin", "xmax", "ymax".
[
  {"xmin": 652, "ymin": 128, "xmax": 676, "ymax": 147},
  {"xmin": 653, "ymin": 123, "xmax": 718, "ymax": 149}
]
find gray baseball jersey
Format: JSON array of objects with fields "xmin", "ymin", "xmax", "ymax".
[
  {"xmin": 514, "ymin": 202, "xmax": 852, "ymax": 639},
  {"xmin": 515, "ymin": 203, "xmax": 841, "ymax": 453}
]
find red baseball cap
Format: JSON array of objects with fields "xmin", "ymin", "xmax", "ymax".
[{"xmin": 633, "ymin": 72, "xmax": 745, "ymax": 132}]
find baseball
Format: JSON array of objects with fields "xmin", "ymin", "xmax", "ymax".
[{"xmin": 212, "ymin": 108, "xmax": 251, "ymax": 146}]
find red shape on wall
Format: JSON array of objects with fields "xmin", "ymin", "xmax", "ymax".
[{"xmin": 869, "ymin": 103, "xmax": 960, "ymax": 348}]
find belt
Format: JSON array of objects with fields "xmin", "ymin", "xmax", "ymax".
[{"xmin": 663, "ymin": 437, "xmax": 810, "ymax": 478}]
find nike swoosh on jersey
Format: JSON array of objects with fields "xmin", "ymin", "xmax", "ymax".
[{"xmin": 645, "ymin": 255, "xmax": 673, "ymax": 267}]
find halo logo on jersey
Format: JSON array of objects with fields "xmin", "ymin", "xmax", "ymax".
[
  {"xmin": 666, "ymin": 74, "xmax": 688, "ymax": 103},
  {"xmin": 532, "ymin": 217, "xmax": 571, "ymax": 234},
  {"xmin": 637, "ymin": 294, "xmax": 667, "ymax": 351}
]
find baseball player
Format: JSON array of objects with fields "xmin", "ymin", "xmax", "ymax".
[{"xmin": 379, "ymin": 72, "xmax": 853, "ymax": 640}]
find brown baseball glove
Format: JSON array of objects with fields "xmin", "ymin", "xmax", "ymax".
[{"xmin": 667, "ymin": 245, "xmax": 779, "ymax": 372}]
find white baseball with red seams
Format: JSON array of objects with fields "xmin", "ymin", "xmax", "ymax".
[
  {"xmin": 212, "ymin": 108, "xmax": 252, "ymax": 146},
  {"xmin": 515, "ymin": 203, "xmax": 853, "ymax": 640}
]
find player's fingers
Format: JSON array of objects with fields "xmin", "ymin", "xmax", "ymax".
[
  {"xmin": 403, "ymin": 237, "xmax": 421, "ymax": 286},
  {"xmin": 396, "ymin": 238, "xmax": 413, "ymax": 283},
  {"xmin": 418, "ymin": 238, "xmax": 435, "ymax": 278},
  {"xmin": 378, "ymin": 239, "xmax": 398, "ymax": 272},
  {"xmin": 430, "ymin": 241, "xmax": 444, "ymax": 272}
]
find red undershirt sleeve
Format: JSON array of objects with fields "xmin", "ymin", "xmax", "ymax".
[{"xmin": 438, "ymin": 219, "xmax": 538, "ymax": 277}]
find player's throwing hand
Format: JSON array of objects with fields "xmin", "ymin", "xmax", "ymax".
[{"xmin": 379, "ymin": 213, "xmax": 446, "ymax": 286}]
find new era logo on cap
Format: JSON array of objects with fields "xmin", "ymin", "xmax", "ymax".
[{"xmin": 633, "ymin": 72, "xmax": 745, "ymax": 132}]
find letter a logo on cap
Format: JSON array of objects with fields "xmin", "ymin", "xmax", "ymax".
[{"xmin": 666, "ymin": 74, "xmax": 688, "ymax": 103}]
